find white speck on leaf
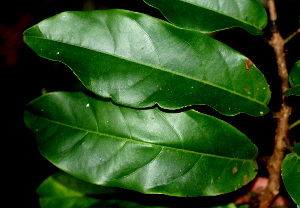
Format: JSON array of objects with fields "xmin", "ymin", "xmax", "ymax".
[
  {"xmin": 56, "ymin": 52, "xmax": 60, "ymax": 55},
  {"xmin": 86, "ymin": 103, "xmax": 90, "ymax": 107}
]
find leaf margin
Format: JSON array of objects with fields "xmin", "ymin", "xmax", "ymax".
[
  {"xmin": 25, "ymin": 91, "xmax": 259, "ymax": 197},
  {"xmin": 142, "ymin": 0, "xmax": 268, "ymax": 35},
  {"xmin": 23, "ymin": 9, "xmax": 271, "ymax": 116}
]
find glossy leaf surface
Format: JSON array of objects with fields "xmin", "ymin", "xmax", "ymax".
[
  {"xmin": 286, "ymin": 61, "xmax": 300, "ymax": 96},
  {"xmin": 25, "ymin": 92, "xmax": 258, "ymax": 197},
  {"xmin": 282, "ymin": 143, "xmax": 300, "ymax": 206},
  {"xmin": 143, "ymin": 0, "xmax": 267, "ymax": 34},
  {"xmin": 23, "ymin": 10, "xmax": 271, "ymax": 116},
  {"xmin": 37, "ymin": 172, "xmax": 167, "ymax": 208},
  {"xmin": 37, "ymin": 172, "xmax": 115, "ymax": 208}
]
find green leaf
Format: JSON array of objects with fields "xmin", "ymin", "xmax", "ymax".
[
  {"xmin": 37, "ymin": 172, "xmax": 167, "ymax": 208},
  {"xmin": 37, "ymin": 172, "xmax": 115, "ymax": 208},
  {"xmin": 25, "ymin": 91, "xmax": 258, "ymax": 197},
  {"xmin": 143, "ymin": 0, "xmax": 267, "ymax": 35},
  {"xmin": 211, "ymin": 204, "xmax": 237, "ymax": 208},
  {"xmin": 23, "ymin": 10, "xmax": 271, "ymax": 116},
  {"xmin": 282, "ymin": 143, "xmax": 300, "ymax": 205},
  {"xmin": 286, "ymin": 61, "xmax": 300, "ymax": 96}
]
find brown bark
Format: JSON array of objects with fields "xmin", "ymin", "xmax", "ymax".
[{"xmin": 258, "ymin": 1, "xmax": 292, "ymax": 207}]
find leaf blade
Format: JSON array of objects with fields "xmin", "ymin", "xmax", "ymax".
[
  {"xmin": 282, "ymin": 143, "xmax": 300, "ymax": 205},
  {"xmin": 37, "ymin": 172, "xmax": 168, "ymax": 208},
  {"xmin": 143, "ymin": 0, "xmax": 268, "ymax": 34},
  {"xmin": 23, "ymin": 10, "xmax": 271, "ymax": 116},
  {"xmin": 25, "ymin": 92, "xmax": 258, "ymax": 197},
  {"xmin": 286, "ymin": 61, "xmax": 300, "ymax": 96}
]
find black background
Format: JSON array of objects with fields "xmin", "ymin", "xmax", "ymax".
[{"xmin": 1, "ymin": 0, "xmax": 300, "ymax": 207}]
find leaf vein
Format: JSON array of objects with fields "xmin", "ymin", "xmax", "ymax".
[
  {"xmin": 32, "ymin": 114, "xmax": 255, "ymax": 162},
  {"xmin": 178, "ymin": 0, "xmax": 263, "ymax": 30},
  {"xmin": 112, "ymin": 148, "xmax": 164, "ymax": 181},
  {"xmin": 155, "ymin": 109, "xmax": 185, "ymax": 149},
  {"xmin": 26, "ymin": 36, "xmax": 267, "ymax": 106}
]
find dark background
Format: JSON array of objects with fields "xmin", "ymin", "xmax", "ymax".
[{"xmin": 1, "ymin": 0, "xmax": 300, "ymax": 207}]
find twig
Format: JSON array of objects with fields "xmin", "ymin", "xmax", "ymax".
[
  {"xmin": 290, "ymin": 119, "xmax": 300, "ymax": 130},
  {"xmin": 284, "ymin": 28, "xmax": 300, "ymax": 45},
  {"xmin": 258, "ymin": 0, "xmax": 292, "ymax": 207}
]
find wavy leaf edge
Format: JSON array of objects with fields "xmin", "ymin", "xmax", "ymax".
[
  {"xmin": 23, "ymin": 9, "xmax": 271, "ymax": 116},
  {"xmin": 25, "ymin": 91, "xmax": 258, "ymax": 197}
]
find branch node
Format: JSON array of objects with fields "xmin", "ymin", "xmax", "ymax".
[
  {"xmin": 270, "ymin": 20, "xmax": 279, "ymax": 33},
  {"xmin": 259, "ymin": 1, "xmax": 292, "ymax": 208}
]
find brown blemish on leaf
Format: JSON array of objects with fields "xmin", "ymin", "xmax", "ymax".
[
  {"xmin": 232, "ymin": 167, "xmax": 238, "ymax": 174},
  {"xmin": 243, "ymin": 175, "xmax": 248, "ymax": 185},
  {"xmin": 245, "ymin": 59, "xmax": 254, "ymax": 71},
  {"xmin": 244, "ymin": 87, "xmax": 248, "ymax": 92}
]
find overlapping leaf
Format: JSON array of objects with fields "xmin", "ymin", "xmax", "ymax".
[
  {"xmin": 38, "ymin": 172, "xmax": 237, "ymax": 208},
  {"xmin": 23, "ymin": 10, "xmax": 271, "ymax": 116},
  {"xmin": 143, "ymin": 0, "xmax": 267, "ymax": 34},
  {"xmin": 25, "ymin": 92, "xmax": 258, "ymax": 197},
  {"xmin": 286, "ymin": 61, "xmax": 300, "ymax": 96},
  {"xmin": 282, "ymin": 143, "xmax": 300, "ymax": 206},
  {"xmin": 37, "ymin": 172, "xmax": 169, "ymax": 208},
  {"xmin": 37, "ymin": 172, "xmax": 116, "ymax": 208}
]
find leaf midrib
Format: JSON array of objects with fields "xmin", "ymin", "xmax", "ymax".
[
  {"xmin": 25, "ymin": 35, "xmax": 267, "ymax": 106},
  {"xmin": 31, "ymin": 111, "xmax": 256, "ymax": 162}
]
